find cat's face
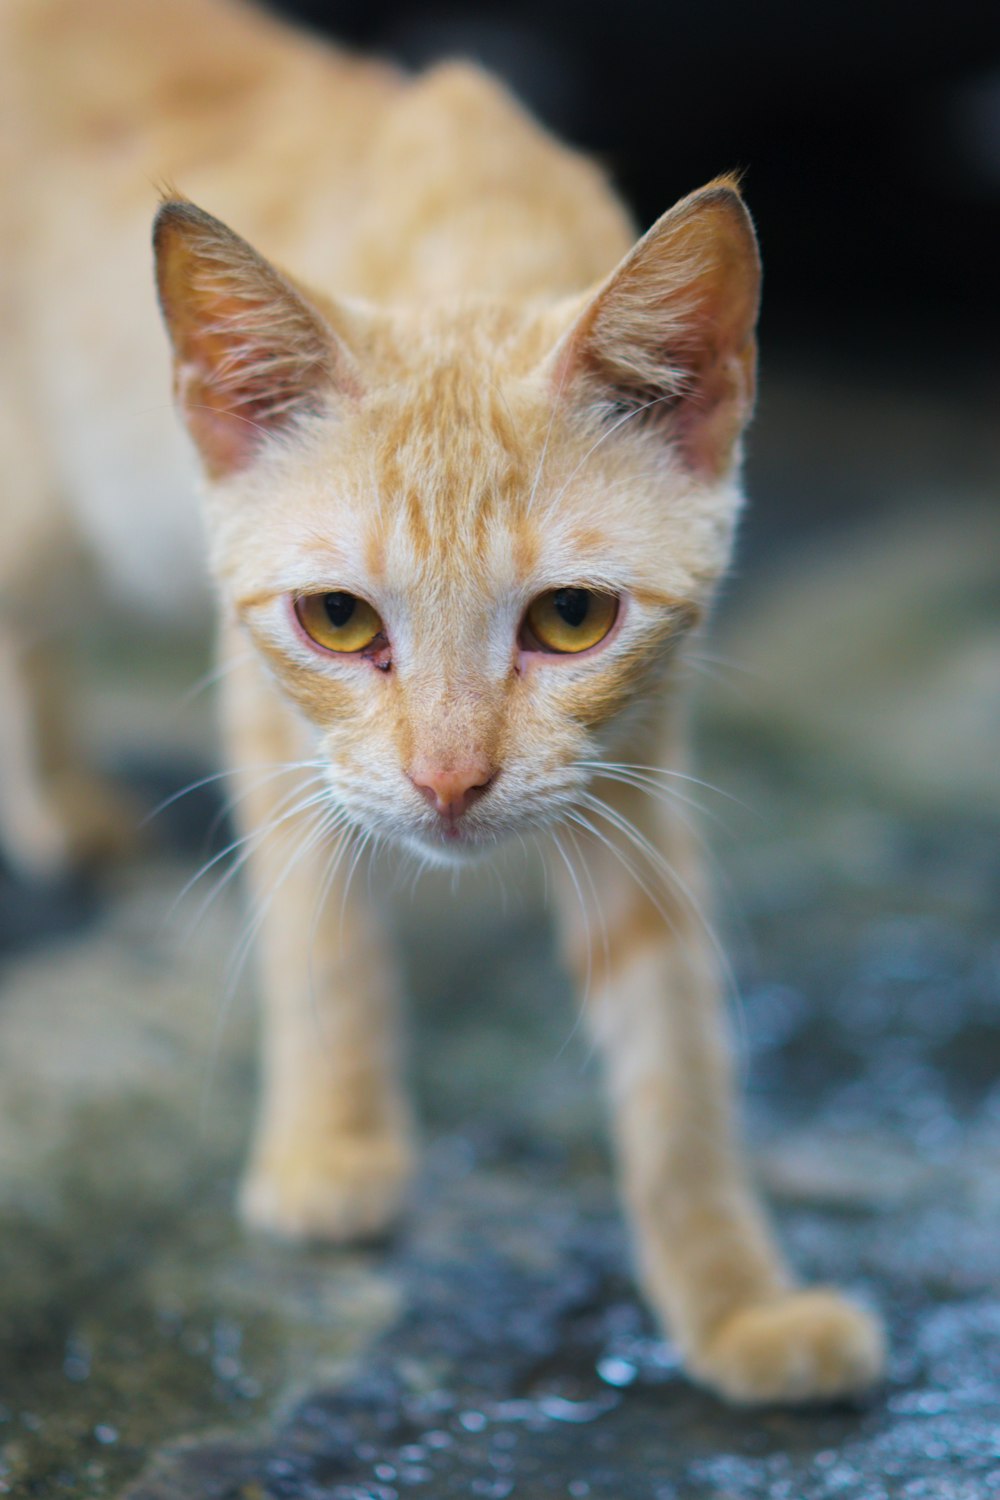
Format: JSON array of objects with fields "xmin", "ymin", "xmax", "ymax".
[{"xmin": 156, "ymin": 186, "xmax": 758, "ymax": 862}]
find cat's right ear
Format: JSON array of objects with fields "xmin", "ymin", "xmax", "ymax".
[
  {"xmin": 154, "ymin": 200, "xmax": 360, "ymax": 479},
  {"xmin": 550, "ymin": 178, "xmax": 761, "ymax": 481}
]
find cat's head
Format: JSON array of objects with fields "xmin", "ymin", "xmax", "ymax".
[{"xmin": 154, "ymin": 182, "xmax": 759, "ymax": 863}]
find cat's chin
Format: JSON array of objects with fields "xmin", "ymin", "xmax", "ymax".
[{"xmin": 398, "ymin": 825, "xmax": 501, "ymax": 869}]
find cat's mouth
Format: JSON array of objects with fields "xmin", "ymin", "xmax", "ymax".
[
  {"xmin": 397, "ymin": 800, "xmax": 519, "ymax": 866},
  {"xmin": 411, "ymin": 816, "xmax": 495, "ymax": 862}
]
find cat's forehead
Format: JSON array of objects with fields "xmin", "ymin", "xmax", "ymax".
[
  {"xmin": 346, "ymin": 345, "xmax": 544, "ymax": 576},
  {"xmin": 303, "ymin": 355, "xmax": 694, "ymax": 604},
  {"xmin": 378, "ymin": 354, "xmax": 530, "ymax": 481},
  {"xmin": 242, "ymin": 315, "xmax": 728, "ymax": 606}
]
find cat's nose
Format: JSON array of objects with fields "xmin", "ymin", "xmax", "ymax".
[{"xmin": 408, "ymin": 758, "xmax": 496, "ymax": 821}]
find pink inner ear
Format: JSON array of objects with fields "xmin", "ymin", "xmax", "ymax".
[
  {"xmin": 676, "ymin": 341, "xmax": 758, "ymax": 480},
  {"xmin": 175, "ymin": 361, "xmax": 268, "ymax": 478},
  {"xmin": 155, "ymin": 201, "xmax": 347, "ymax": 479},
  {"xmin": 558, "ymin": 186, "xmax": 761, "ymax": 480},
  {"xmin": 174, "ymin": 290, "xmax": 335, "ymax": 476}
]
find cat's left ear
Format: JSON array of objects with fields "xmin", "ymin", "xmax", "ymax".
[
  {"xmin": 154, "ymin": 199, "xmax": 361, "ymax": 479},
  {"xmin": 552, "ymin": 178, "xmax": 761, "ymax": 480}
]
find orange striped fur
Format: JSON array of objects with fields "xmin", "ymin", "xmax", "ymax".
[{"xmin": 1, "ymin": 0, "xmax": 883, "ymax": 1402}]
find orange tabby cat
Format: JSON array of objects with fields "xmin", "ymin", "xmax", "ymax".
[{"xmin": 2, "ymin": 0, "xmax": 884, "ymax": 1402}]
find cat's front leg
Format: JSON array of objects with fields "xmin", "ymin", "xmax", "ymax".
[
  {"xmin": 223, "ymin": 655, "xmax": 414, "ymax": 1244},
  {"xmin": 556, "ymin": 773, "xmax": 884, "ymax": 1404}
]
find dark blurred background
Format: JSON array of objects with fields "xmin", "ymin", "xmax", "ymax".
[
  {"xmin": 278, "ymin": 0, "xmax": 1000, "ymax": 350},
  {"xmin": 273, "ymin": 0, "xmax": 1000, "ymax": 557}
]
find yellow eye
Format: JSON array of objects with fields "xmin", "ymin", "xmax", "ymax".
[
  {"xmin": 295, "ymin": 591, "xmax": 384, "ymax": 653},
  {"xmin": 523, "ymin": 588, "xmax": 618, "ymax": 654}
]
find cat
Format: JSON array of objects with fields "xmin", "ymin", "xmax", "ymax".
[{"xmin": 2, "ymin": 0, "xmax": 884, "ymax": 1403}]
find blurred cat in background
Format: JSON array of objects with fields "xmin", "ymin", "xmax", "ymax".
[{"xmin": 1, "ymin": 0, "xmax": 883, "ymax": 1402}]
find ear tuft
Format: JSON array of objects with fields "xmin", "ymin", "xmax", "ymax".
[
  {"xmin": 556, "ymin": 179, "xmax": 761, "ymax": 479},
  {"xmin": 154, "ymin": 200, "xmax": 355, "ymax": 478}
]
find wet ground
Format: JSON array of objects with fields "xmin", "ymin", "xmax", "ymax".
[{"xmin": 0, "ymin": 370, "xmax": 997, "ymax": 1498}]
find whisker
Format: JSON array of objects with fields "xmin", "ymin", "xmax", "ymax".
[
  {"xmin": 579, "ymin": 791, "xmax": 710, "ymax": 941},
  {"xmin": 551, "ymin": 819, "xmax": 610, "ymax": 1069},
  {"xmin": 540, "ymin": 393, "xmax": 679, "ymax": 516},
  {"xmin": 219, "ymin": 799, "xmax": 347, "ymax": 1000},
  {"xmin": 338, "ymin": 826, "xmax": 372, "ymax": 937},
  {"xmin": 582, "ymin": 765, "xmax": 718, "ymax": 836},
  {"xmin": 569, "ymin": 818, "xmax": 610, "ymax": 995},
  {"xmin": 175, "ymin": 648, "xmax": 258, "ymax": 707},
  {"xmin": 173, "ymin": 775, "xmax": 330, "ymax": 931},
  {"xmin": 686, "ymin": 646, "xmax": 763, "ymax": 685},
  {"xmin": 198, "ymin": 798, "xmax": 346, "ymax": 1133},
  {"xmin": 548, "ymin": 827, "xmax": 593, "ymax": 1022},
  {"xmin": 304, "ymin": 817, "xmax": 358, "ymax": 1052},
  {"xmin": 576, "ymin": 790, "xmax": 748, "ymax": 1064},
  {"xmin": 198, "ymin": 761, "xmax": 336, "ymax": 857},
  {"xmin": 565, "ymin": 805, "xmax": 679, "ymax": 945},
  {"xmin": 143, "ymin": 757, "xmax": 325, "ymax": 828},
  {"xmin": 577, "ymin": 757, "xmax": 751, "ymax": 813},
  {"xmin": 583, "ymin": 766, "xmax": 741, "ymax": 925}
]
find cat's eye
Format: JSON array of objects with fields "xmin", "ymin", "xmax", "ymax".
[
  {"xmin": 522, "ymin": 588, "xmax": 618, "ymax": 654},
  {"xmin": 295, "ymin": 591, "xmax": 384, "ymax": 653}
]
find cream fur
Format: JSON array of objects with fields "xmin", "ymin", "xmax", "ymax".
[{"xmin": 1, "ymin": 0, "xmax": 884, "ymax": 1403}]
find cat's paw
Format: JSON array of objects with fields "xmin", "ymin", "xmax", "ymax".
[
  {"xmin": 238, "ymin": 1134, "xmax": 414, "ymax": 1245},
  {"xmin": 692, "ymin": 1289, "xmax": 885, "ymax": 1405}
]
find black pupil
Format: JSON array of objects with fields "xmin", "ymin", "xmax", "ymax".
[
  {"xmin": 324, "ymin": 592, "xmax": 356, "ymax": 628},
  {"xmin": 554, "ymin": 588, "xmax": 590, "ymax": 628}
]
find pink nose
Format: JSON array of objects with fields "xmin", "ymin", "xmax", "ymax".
[{"xmin": 408, "ymin": 759, "xmax": 496, "ymax": 821}]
